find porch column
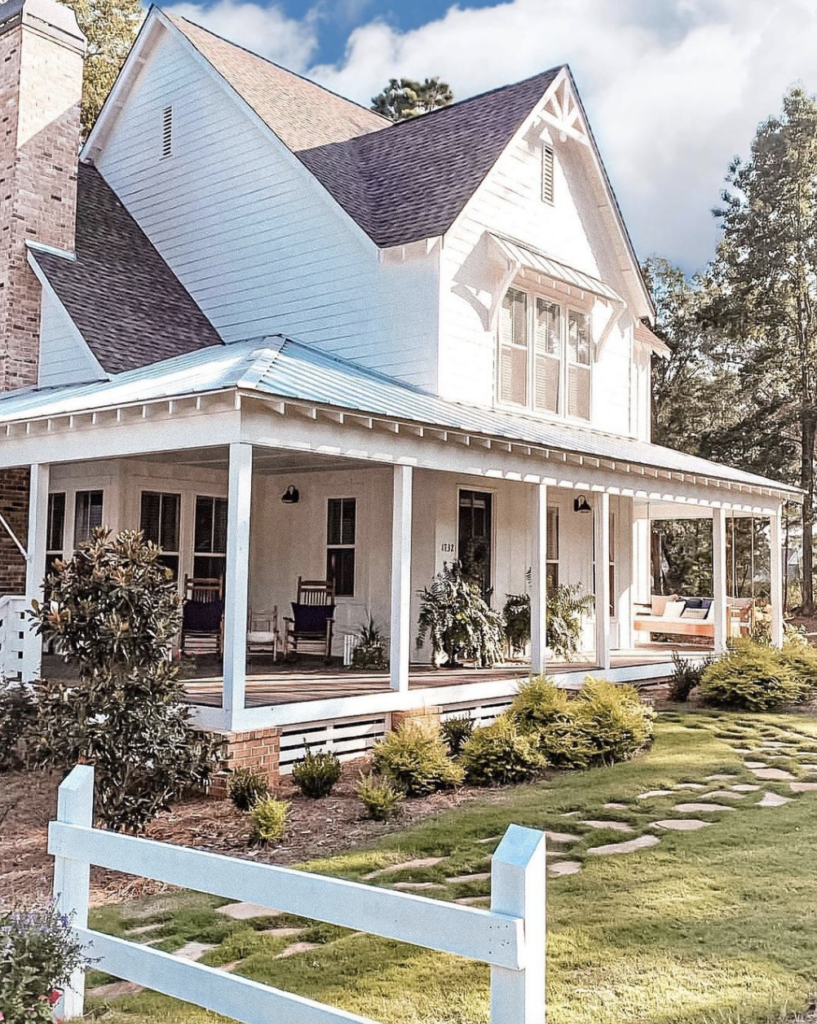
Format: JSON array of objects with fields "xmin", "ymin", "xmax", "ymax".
[
  {"xmin": 390, "ymin": 464, "xmax": 413, "ymax": 692},
  {"xmin": 594, "ymin": 491, "xmax": 611, "ymax": 671},
  {"xmin": 712, "ymin": 507, "xmax": 728, "ymax": 654},
  {"xmin": 22, "ymin": 463, "xmax": 49, "ymax": 682},
  {"xmin": 770, "ymin": 505, "xmax": 784, "ymax": 648},
  {"xmin": 223, "ymin": 443, "xmax": 253, "ymax": 721},
  {"xmin": 530, "ymin": 482, "xmax": 548, "ymax": 675}
]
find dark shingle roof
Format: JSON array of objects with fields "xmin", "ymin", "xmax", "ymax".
[
  {"xmin": 298, "ymin": 69, "xmax": 561, "ymax": 247},
  {"xmin": 32, "ymin": 163, "xmax": 222, "ymax": 375},
  {"xmin": 166, "ymin": 14, "xmax": 388, "ymax": 151},
  {"xmin": 167, "ymin": 14, "xmax": 561, "ymax": 248}
]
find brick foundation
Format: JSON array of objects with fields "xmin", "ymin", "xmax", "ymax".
[
  {"xmin": 391, "ymin": 706, "xmax": 442, "ymax": 731},
  {"xmin": 208, "ymin": 727, "xmax": 282, "ymax": 798}
]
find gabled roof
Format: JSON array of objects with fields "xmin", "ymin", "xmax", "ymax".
[
  {"xmin": 30, "ymin": 164, "xmax": 222, "ymax": 375},
  {"xmin": 165, "ymin": 14, "xmax": 388, "ymax": 151},
  {"xmin": 163, "ymin": 14, "xmax": 560, "ymax": 247},
  {"xmin": 0, "ymin": 337, "xmax": 799, "ymax": 498}
]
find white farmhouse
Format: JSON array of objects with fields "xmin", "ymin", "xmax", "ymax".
[{"xmin": 0, "ymin": 0, "xmax": 798, "ymax": 781}]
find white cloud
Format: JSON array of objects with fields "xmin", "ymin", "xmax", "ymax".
[
  {"xmin": 164, "ymin": 0, "xmax": 817, "ymax": 270},
  {"xmin": 164, "ymin": 0, "xmax": 320, "ymax": 71}
]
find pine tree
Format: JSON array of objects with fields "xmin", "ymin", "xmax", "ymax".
[
  {"xmin": 371, "ymin": 77, "xmax": 453, "ymax": 122},
  {"xmin": 58, "ymin": 0, "xmax": 143, "ymax": 137}
]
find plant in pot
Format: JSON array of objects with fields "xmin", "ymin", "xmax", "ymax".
[
  {"xmin": 416, "ymin": 561, "xmax": 505, "ymax": 668},
  {"xmin": 502, "ymin": 584, "xmax": 593, "ymax": 662},
  {"xmin": 351, "ymin": 615, "xmax": 389, "ymax": 670}
]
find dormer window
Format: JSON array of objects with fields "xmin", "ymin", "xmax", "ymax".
[
  {"xmin": 541, "ymin": 144, "xmax": 555, "ymax": 204},
  {"xmin": 161, "ymin": 105, "xmax": 173, "ymax": 159},
  {"xmin": 498, "ymin": 285, "xmax": 591, "ymax": 421}
]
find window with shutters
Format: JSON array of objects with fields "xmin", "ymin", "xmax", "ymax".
[
  {"xmin": 327, "ymin": 498, "xmax": 356, "ymax": 597},
  {"xmin": 74, "ymin": 490, "xmax": 103, "ymax": 547},
  {"xmin": 541, "ymin": 144, "xmax": 555, "ymax": 204},
  {"xmin": 497, "ymin": 286, "xmax": 592, "ymax": 421},
  {"xmin": 194, "ymin": 495, "xmax": 228, "ymax": 580},
  {"xmin": 140, "ymin": 491, "xmax": 181, "ymax": 578}
]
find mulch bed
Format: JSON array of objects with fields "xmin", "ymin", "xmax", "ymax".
[{"xmin": 1, "ymin": 761, "xmax": 494, "ymax": 909}]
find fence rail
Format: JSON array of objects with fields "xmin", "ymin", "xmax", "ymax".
[{"xmin": 49, "ymin": 765, "xmax": 546, "ymax": 1024}]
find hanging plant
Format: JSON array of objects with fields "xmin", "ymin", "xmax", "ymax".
[{"xmin": 416, "ymin": 561, "xmax": 505, "ymax": 668}]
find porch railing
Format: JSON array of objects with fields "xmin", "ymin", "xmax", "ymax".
[
  {"xmin": 0, "ymin": 593, "xmax": 25, "ymax": 681},
  {"xmin": 49, "ymin": 765, "xmax": 547, "ymax": 1024}
]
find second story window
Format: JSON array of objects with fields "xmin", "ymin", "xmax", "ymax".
[{"xmin": 498, "ymin": 286, "xmax": 592, "ymax": 421}]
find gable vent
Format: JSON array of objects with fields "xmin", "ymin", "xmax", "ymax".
[
  {"xmin": 541, "ymin": 144, "xmax": 554, "ymax": 204},
  {"xmin": 161, "ymin": 105, "xmax": 173, "ymax": 159}
]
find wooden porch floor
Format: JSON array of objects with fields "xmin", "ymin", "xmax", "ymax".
[{"xmin": 180, "ymin": 643, "xmax": 709, "ymax": 709}]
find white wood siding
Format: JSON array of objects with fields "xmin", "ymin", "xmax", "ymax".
[
  {"xmin": 440, "ymin": 122, "xmax": 636, "ymax": 436},
  {"xmin": 95, "ymin": 28, "xmax": 439, "ymax": 389},
  {"xmin": 38, "ymin": 288, "xmax": 104, "ymax": 388}
]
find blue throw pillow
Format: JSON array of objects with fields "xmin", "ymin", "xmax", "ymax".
[
  {"xmin": 291, "ymin": 602, "xmax": 335, "ymax": 632},
  {"xmin": 683, "ymin": 598, "xmax": 703, "ymax": 610}
]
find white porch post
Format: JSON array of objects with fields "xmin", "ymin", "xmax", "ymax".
[
  {"xmin": 222, "ymin": 443, "xmax": 253, "ymax": 722},
  {"xmin": 23, "ymin": 462, "xmax": 49, "ymax": 682},
  {"xmin": 390, "ymin": 464, "xmax": 413, "ymax": 692},
  {"xmin": 594, "ymin": 491, "xmax": 611, "ymax": 671},
  {"xmin": 530, "ymin": 482, "xmax": 548, "ymax": 675},
  {"xmin": 712, "ymin": 507, "xmax": 728, "ymax": 654},
  {"xmin": 770, "ymin": 505, "xmax": 784, "ymax": 648}
]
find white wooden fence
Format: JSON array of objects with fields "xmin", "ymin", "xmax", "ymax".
[
  {"xmin": 49, "ymin": 765, "xmax": 547, "ymax": 1024},
  {"xmin": 0, "ymin": 594, "xmax": 26, "ymax": 681}
]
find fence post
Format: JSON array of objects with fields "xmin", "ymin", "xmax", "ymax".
[
  {"xmin": 52, "ymin": 764, "xmax": 95, "ymax": 1020},
  {"xmin": 490, "ymin": 824, "xmax": 547, "ymax": 1024}
]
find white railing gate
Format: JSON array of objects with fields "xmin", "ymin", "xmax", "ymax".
[{"xmin": 49, "ymin": 765, "xmax": 546, "ymax": 1024}]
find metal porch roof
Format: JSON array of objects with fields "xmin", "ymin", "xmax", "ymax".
[
  {"xmin": 0, "ymin": 337, "xmax": 799, "ymax": 498},
  {"xmin": 489, "ymin": 234, "xmax": 623, "ymax": 305}
]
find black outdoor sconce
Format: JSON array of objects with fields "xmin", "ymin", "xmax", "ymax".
[
  {"xmin": 573, "ymin": 494, "xmax": 592, "ymax": 514},
  {"xmin": 281, "ymin": 485, "xmax": 300, "ymax": 504}
]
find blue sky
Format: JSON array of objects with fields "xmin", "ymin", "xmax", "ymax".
[{"xmin": 164, "ymin": 0, "xmax": 817, "ymax": 272}]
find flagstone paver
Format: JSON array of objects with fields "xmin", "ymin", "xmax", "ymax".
[
  {"xmin": 548, "ymin": 860, "xmax": 582, "ymax": 876},
  {"xmin": 456, "ymin": 896, "xmax": 490, "ymax": 906},
  {"xmin": 580, "ymin": 820, "xmax": 635, "ymax": 833},
  {"xmin": 731, "ymin": 784, "xmax": 761, "ymax": 792},
  {"xmin": 650, "ymin": 819, "xmax": 711, "ymax": 831},
  {"xmin": 477, "ymin": 836, "xmax": 500, "ymax": 844},
  {"xmin": 362, "ymin": 857, "xmax": 445, "ymax": 880},
  {"xmin": 260, "ymin": 927, "xmax": 306, "ymax": 938},
  {"xmin": 637, "ymin": 790, "xmax": 673, "ymax": 799},
  {"xmin": 603, "ymin": 802, "xmax": 629, "ymax": 810},
  {"xmin": 587, "ymin": 835, "xmax": 660, "ymax": 856},
  {"xmin": 88, "ymin": 981, "xmax": 145, "ymax": 1000},
  {"xmin": 275, "ymin": 942, "xmax": 320, "ymax": 959},
  {"xmin": 125, "ymin": 923, "xmax": 162, "ymax": 937},
  {"xmin": 673, "ymin": 783, "xmax": 707, "ymax": 790},
  {"xmin": 216, "ymin": 902, "xmax": 281, "ymax": 920},
  {"xmin": 790, "ymin": 782, "xmax": 817, "ymax": 792},
  {"xmin": 392, "ymin": 881, "xmax": 448, "ymax": 891},
  {"xmin": 545, "ymin": 831, "xmax": 581, "ymax": 843},
  {"xmin": 750, "ymin": 767, "xmax": 795, "ymax": 781},
  {"xmin": 176, "ymin": 941, "xmax": 217, "ymax": 961},
  {"xmin": 701, "ymin": 790, "xmax": 746, "ymax": 800},
  {"xmin": 446, "ymin": 872, "xmax": 491, "ymax": 884},
  {"xmin": 706, "ymin": 774, "xmax": 738, "ymax": 781},
  {"xmin": 759, "ymin": 791, "xmax": 791, "ymax": 807},
  {"xmin": 673, "ymin": 802, "xmax": 735, "ymax": 813},
  {"xmin": 744, "ymin": 761, "xmax": 770, "ymax": 770}
]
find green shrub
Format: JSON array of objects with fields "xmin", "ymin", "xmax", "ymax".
[
  {"xmin": 0, "ymin": 680, "xmax": 37, "ymax": 772},
  {"xmin": 668, "ymin": 652, "xmax": 712, "ymax": 703},
  {"xmin": 228, "ymin": 767, "xmax": 269, "ymax": 811},
  {"xmin": 779, "ymin": 642, "xmax": 817, "ymax": 701},
  {"xmin": 508, "ymin": 676, "xmax": 571, "ymax": 731},
  {"xmin": 291, "ymin": 748, "xmax": 342, "ymax": 798},
  {"xmin": 441, "ymin": 715, "xmax": 474, "ymax": 756},
  {"xmin": 458, "ymin": 715, "xmax": 545, "ymax": 786},
  {"xmin": 700, "ymin": 640, "xmax": 804, "ymax": 711},
  {"xmin": 356, "ymin": 773, "xmax": 404, "ymax": 820},
  {"xmin": 416, "ymin": 562, "xmax": 505, "ymax": 668},
  {"xmin": 573, "ymin": 678, "xmax": 655, "ymax": 764},
  {"xmin": 28, "ymin": 529, "xmax": 221, "ymax": 832},
  {"xmin": 537, "ymin": 719, "xmax": 596, "ymax": 769},
  {"xmin": 249, "ymin": 796, "xmax": 290, "ymax": 845},
  {"xmin": 373, "ymin": 721, "xmax": 464, "ymax": 796}
]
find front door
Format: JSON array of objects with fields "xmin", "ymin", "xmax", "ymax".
[{"xmin": 458, "ymin": 490, "xmax": 493, "ymax": 595}]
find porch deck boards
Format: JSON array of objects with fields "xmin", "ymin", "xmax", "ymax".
[{"xmin": 182, "ymin": 644, "xmax": 708, "ymax": 709}]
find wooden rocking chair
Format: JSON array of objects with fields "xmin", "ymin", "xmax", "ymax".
[
  {"xmin": 180, "ymin": 576, "xmax": 224, "ymax": 658},
  {"xmin": 283, "ymin": 577, "xmax": 336, "ymax": 663}
]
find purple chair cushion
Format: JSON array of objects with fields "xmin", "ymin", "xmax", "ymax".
[
  {"xmin": 183, "ymin": 599, "xmax": 224, "ymax": 633},
  {"xmin": 291, "ymin": 602, "xmax": 335, "ymax": 633}
]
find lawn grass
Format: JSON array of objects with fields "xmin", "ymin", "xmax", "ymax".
[{"xmin": 81, "ymin": 709, "xmax": 817, "ymax": 1024}]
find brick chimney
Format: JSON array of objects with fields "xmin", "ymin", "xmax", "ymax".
[{"xmin": 0, "ymin": 0, "xmax": 85, "ymax": 595}]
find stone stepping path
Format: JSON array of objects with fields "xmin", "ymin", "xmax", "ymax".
[
  {"xmin": 548, "ymin": 860, "xmax": 582, "ymax": 876},
  {"xmin": 392, "ymin": 881, "xmax": 447, "ymax": 891},
  {"xmin": 750, "ymin": 767, "xmax": 795, "ymax": 781},
  {"xmin": 637, "ymin": 790, "xmax": 673, "ymax": 800},
  {"xmin": 759, "ymin": 792, "xmax": 791, "ymax": 807},
  {"xmin": 673, "ymin": 802, "xmax": 735, "ymax": 813},
  {"xmin": 88, "ymin": 980, "xmax": 145, "ymax": 1000},
  {"xmin": 362, "ymin": 857, "xmax": 444, "ymax": 880},
  {"xmin": 650, "ymin": 819, "xmax": 711, "ymax": 832},
  {"xmin": 545, "ymin": 831, "xmax": 581, "ymax": 843},
  {"xmin": 603, "ymin": 802, "xmax": 629, "ymax": 810},
  {"xmin": 446, "ymin": 872, "xmax": 491, "ymax": 884},
  {"xmin": 216, "ymin": 902, "xmax": 281, "ymax": 921},
  {"xmin": 261, "ymin": 927, "xmax": 306, "ymax": 938},
  {"xmin": 790, "ymin": 782, "xmax": 817, "ymax": 792},
  {"xmin": 701, "ymin": 790, "xmax": 745, "ymax": 801},
  {"xmin": 587, "ymin": 835, "xmax": 660, "ymax": 856},
  {"xmin": 673, "ymin": 783, "xmax": 707, "ymax": 791},
  {"xmin": 706, "ymin": 774, "xmax": 738, "ymax": 781},
  {"xmin": 744, "ymin": 761, "xmax": 769, "ymax": 769},
  {"xmin": 731, "ymin": 784, "xmax": 760, "ymax": 792},
  {"xmin": 580, "ymin": 820, "xmax": 634, "ymax": 833},
  {"xmin": 176, "ymin": 941, "xmax": 217, "ymax": 961},
  {"xmin": 125, "ymin": 923, "xmax": 162, "ymax": 937},
  {"xmin": 456, "ymin": 896, "xmax": 490, "ymax": 906},
  {"xmin": 275, "ymin": 942, "xmax": 320, "ymax": 959}
]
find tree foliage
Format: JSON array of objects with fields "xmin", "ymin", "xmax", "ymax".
[
  {"xmin": 371, "ymin": 77, "xmax": 453, "ymax": 122},
  {"xmin": 29, "ymin": 529, "xmax": 220, "ymax": 832},
  {"xmin": 58, "ymin": 0, "xmax": 143, "ymax": 136}
]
